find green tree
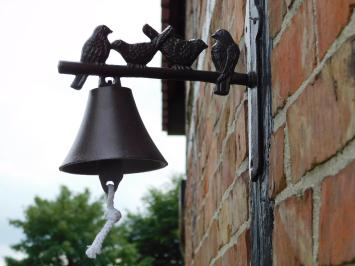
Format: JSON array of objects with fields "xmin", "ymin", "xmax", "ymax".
[
  {"xmin": 5, "ymin": 177, "xmax": 183, "ymax": 266},
  {"xmin": 5, "ymin": 186, "xmax": 137, "ymax": 266},
  {"xmin": 120, "ymin": 177, "xmax": 183, "ymax": 266}
]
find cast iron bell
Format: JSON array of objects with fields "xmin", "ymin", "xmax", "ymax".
[{"xmin": 59, "ymin": 85, "xmax": 168, "ymax": 192}]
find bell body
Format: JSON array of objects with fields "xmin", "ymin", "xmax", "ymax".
[{"xmin": 59, "ymin": 85, "xmax": 168, "ymax": 181}]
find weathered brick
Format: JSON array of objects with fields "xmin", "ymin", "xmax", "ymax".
[
  {"xmin": 269, "ymin": 0, "xmax": 286, "ymax": 38},
  {"xmin": 215, "ymin": 171, "xmax": 250, "ymax": 248},
  {"xmin": 205, "ymin": 191, "xmax": 214, "ymax": 229},
  {"xmin": 221, "ymin": 229, "xmax": 251, "ymax": 266},
  {"xmin": 218, "ymin": 101, "xmax": 231, "ymax": 153},
  {"xmin": 210, "ymin": 95, "xmax": 225, "ymax": 126},
  {"xmin": 231, "ymin": 171, "xmax": 249, "ymax": 234},
  {"xmin": 273, "ymin": 189, "xmax": 313, "ymax": 266},
  {"xmin": 269, "ymin": 126, "xmax": 286, "ymax": 198},
  {"xmin": 185, "ymin": 221, "xmax": 193, "ymax": 264},
  {"xmin": 234, "ymin": 229, "xmax": 251, "ymax": 266},
  {"xmin": 208, "ymin": 220, "xmax": 219, "ymax": 262},
  {"xmin": 219, "ymin": 196, "xmax": 233, "ymax": 246},
  {"xmin": 318, "ymin": 162, "xmax": 355, "ymax": 265},
  {"xmin": 315, "ymin": 0, "xmax": 353, "ymax": 59},
  {"xmin": 284, "ymin": 0, "xmax": 295, "ymax": 8},
  {"xmin": 235, "ymin": 102, "xmax": 248, "ymax": 169},
  {"xmin": 205, "ymin": 134, "xmax": 219, "ymax": 182},
  {"xmin": 211, "ymin": 167, "xmax": 223, "ymax": 218},
  {"xmin": 229, "ymin": 47, "xmax": 247, "ymax": 125},
  {"xmin": 287, "ymin": 40, "xmax": 355, "ymax": 181},
  {"xmin": 233, "ymin": 0, "xmax": 246, "ymax": 42},
  {"xmin": 271, "ymin": 0, "xmax": 316, "ymax": 114},
  {"xmin": 221, "ymin": 132, "xmax": 236, "ymax": 192}
]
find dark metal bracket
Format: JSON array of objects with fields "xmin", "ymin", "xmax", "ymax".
[
  {"xmin": 58, "ymin": 24, "xmax": 259, "ymax": 95},
  {"xmin": 58, "ymin": 61, "xmax": 256, "ymax": 88}
]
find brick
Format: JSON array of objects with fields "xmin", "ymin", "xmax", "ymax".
[
  {"xmin": 221, "ymin": 132, "xmax": 236, "ymax": 192},
  {"xmin": 196, "ymin": 215, "xmax": 204, "ymax": 246},
  {"xmin": 330, "ymin": 39, "xmax": 355, "ymax": 142},
  {"xmin": 231, "ymin": 171, "xmax": 249, "ymax": 234},
  {"xmin": 211, "ymin": 167, "xmax": 223, "ymax": 218},
  {"xmin": 269, "ymin": 0, "xmax": 286, "ymax": 38},
  {"xmin": 185, "ymin": 223, "xmax": 193, "ymax": 264},
  {"xmin": 210, "ymin": 96, "xmax": 225, "ymax": 126},
  {"xmin": 205, "ymin": 134, "xmax": 219, "ymax": 181},
  {"xmin": 315, "ymin": 0, "xmax": 353, "ymax": 59},
  {"xmin": 221, "ymin": 229, "xmax": 251, "ymax": 266},
  {"xmin": 284, "ymin": 0, "xmax": 295, "ymax": 8},
  {"xmin": 214, "ymin": 171, "xmax": 249, "ymax": 247},
  {"xmin": 235, "ymin": 102, "xmax": 248, "ymax": 169},
  {"xmin": 271, "ymin": 0, "xmax": 316, "ymax": 115},
  {"xmin": 287, "ymin": 40, "xmax": 355, "ymax": 181},
  {"xmin": 318, "ymin": 162, "xmax": 355, "ymax": 265},
  {"xmin": 236, "ymin": 0, "xmax": 246, "ymax": 41},
  {"xmin": 218, "ymin": 101, "xmax": 231, "ymax": 153},
  {"xmin": 229, "ymin": 48, "xmax": 247, "ymax": 125},
  {"xmin": 219, "ymin": 196, "xmax": 232, "ymax": 246},
  {"xmin": 234, "ymin": 229, "xmax": 251, "ymax": 266},
  {"xmin": 208, "ymin": 220, "xmax": 219, "ymax": 262},
  {"xmin": 205, "ymin": 191, "xmax": 214, "ymax": 228},
  {"xmin": 269, "ymin": 126, "xmax": 286, "ymax": 198},
  {"xmin": 200, "ymin": 116, "xmax": 214, "ymax": 171},
  {"xmin": 273, "ymin": 189, "xmax": 313, "ymax": 266}
]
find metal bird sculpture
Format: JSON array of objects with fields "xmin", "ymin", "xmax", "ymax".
[
  {"xmin": 71, "ymin": 25, "xmax": 112, "ymax": 90},
  {"xmin": 111, "ymin": 26, "xmax": 173, "ymax": 68},
  {"xmin": 142, "ymin": 24, "xmax": 208, "ymax": 69},
  {"xmin": 211, "ymin": 29, "xmax": 240, "ymax": 95}
]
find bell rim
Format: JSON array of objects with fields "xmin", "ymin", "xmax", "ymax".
[{"xmin": 59, "ymin": 156, "xmax": 168, "ymax": 175}]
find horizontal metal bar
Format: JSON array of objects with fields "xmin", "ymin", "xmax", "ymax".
[{"xmin": 58, "ymin": 61, "xmax": 256, "ymax": 87}]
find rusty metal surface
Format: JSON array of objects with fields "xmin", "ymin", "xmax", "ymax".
[{"xmin": 58, "ymin": 61, "xmax": 255, "ymax": 87}]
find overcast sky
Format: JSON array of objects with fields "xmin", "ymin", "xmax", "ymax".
[{"xmin": 0, "ymin": 0, "xmax": 186, "ymax": 264}]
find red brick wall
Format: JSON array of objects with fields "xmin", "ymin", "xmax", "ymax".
[
  {"xmin": 270, "ymin": 0, "xmax": 355, "ymax": 265},
  {"xmin": 184, "ymin": 0, "xmax": 355, "ymax": 265}
]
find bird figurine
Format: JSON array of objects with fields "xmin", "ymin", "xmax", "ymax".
[
  {"xmin": 142, "ymin": 24, "xmax": 208, "ymax": 69},
  {"xmin": 71, "ymin": 25, "xmax": 112, "ymax": 90},
  {"xmin": 111, "ymin": 26, "xmax": 173, "ymax": 68},
  {"xmin": 211, "ymin": 29, "xmax": 240, "ymax": 95}
]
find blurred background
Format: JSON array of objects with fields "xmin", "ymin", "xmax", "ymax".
[{"xmin": 0, "ymin": 0, "xmax": 185, "ymax": 264}]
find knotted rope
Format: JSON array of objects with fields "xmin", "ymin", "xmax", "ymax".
[{"xmin": 86, "ymin": 182, "xmax": 121, "ymax": 259}]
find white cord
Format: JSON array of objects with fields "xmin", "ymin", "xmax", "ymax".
[{"xmin": 86, "ymin": 183, "xmax": 121, "ymax": 259}]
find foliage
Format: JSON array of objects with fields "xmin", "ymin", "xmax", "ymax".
[
  {"xmin": 5, "ymin": 177, "xmax": 183, "ymax": 266},
  {"xmin": 120, "ymin": 177, "xmax": 183, "ymax": 266},
  {"xmin": 5, "ymin": 186, "xmax": 125, "ymax": 265}
]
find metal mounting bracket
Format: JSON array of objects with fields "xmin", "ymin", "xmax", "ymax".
[{"xmin": 245, "ymin": 0, "xmax": 261, "ymax": 181}]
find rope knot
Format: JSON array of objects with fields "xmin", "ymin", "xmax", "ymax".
[{"xmin": 86, "ymin": 182, "xmax": 121, "ymax": 259}]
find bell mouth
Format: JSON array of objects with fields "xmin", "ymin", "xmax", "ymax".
[
  {"xmin": 59, "ymin": 157, "xmax": 168, "ymax": 175},
  {"xmin": 60, "ymin": 85, "xmax": 168, "ymax": 177}
]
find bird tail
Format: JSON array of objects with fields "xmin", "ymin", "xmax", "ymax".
[
  {"xmin": 142, "ymin": 24, "xmax": 159, "ymax": 40},
  {"xmin": 71, "ymin": 74, "xmax": 88, "ymax": 90},
  {"xmin": 214, "ymin": 76, "xmax": 231, "ymax": 96},
  {"xmin": 154, "ymin": 26, "xmax": 173, "ymax": 49}
]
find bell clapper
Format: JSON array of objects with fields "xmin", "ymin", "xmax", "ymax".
[{"xmin": 86, "ymin": 180, "xmax": 122, "ymax": 259}]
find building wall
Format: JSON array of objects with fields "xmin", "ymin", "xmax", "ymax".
[
  {"xmin": 270, "ymin": 1, "xmax": 355, "ymax": 265},
  {"xmin": 184, "ymin": 0, "xmax": 355, "ymax": 265}
]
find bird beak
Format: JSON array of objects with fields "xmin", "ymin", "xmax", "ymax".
[
  {"xmin": 108, "ymin": 28, "xmax": 113, "ymax": 34},
  {"xmin": 211, "ymin": 33, "xmax": 216, "ymax": 39}
]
